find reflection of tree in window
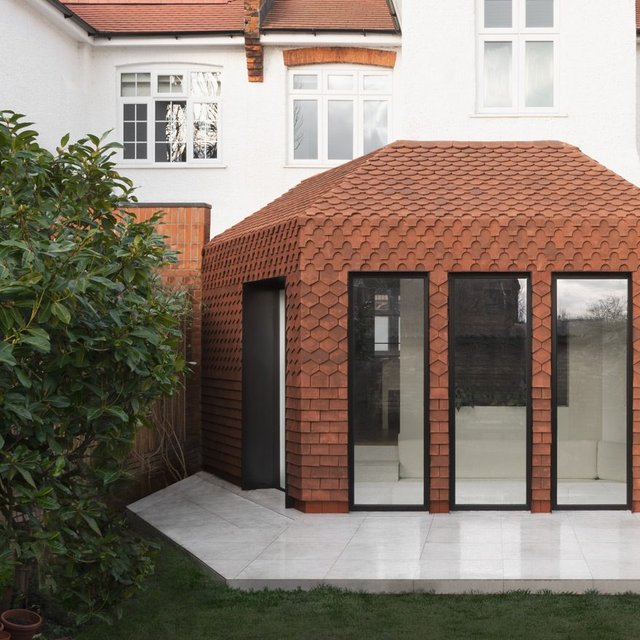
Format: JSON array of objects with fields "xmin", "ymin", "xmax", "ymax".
[
  {"xmin": 155, "ymin": 101, "xmax": 186, "ymax": 163},
  {"xmin": 193, "ymin": 103, "xmax": 218, "ymax": 159},
  {"xmin": 556, "ymin": 294, "xmax": 627, "ymax": 407}
]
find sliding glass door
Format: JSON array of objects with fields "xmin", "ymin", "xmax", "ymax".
[
  {"xmin": 554, "ymin": 276, "xmax": 630, "ymax": 507},
  {"xmin": 451, "ymin": 275, "xmax": 530, "ymax": 508},
  {"xmin": 350, "ymin": 274, "xmax": 427, "ymax": 508}
]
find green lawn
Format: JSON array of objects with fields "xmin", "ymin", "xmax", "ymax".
[{"xmin": 70, "ymin": 543, "xmax": 640, "ymax": 640}]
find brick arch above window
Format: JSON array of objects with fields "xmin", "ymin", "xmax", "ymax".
[{"xmin": 283, "ymin": 47, "xmax": 397, "ymax": 69}]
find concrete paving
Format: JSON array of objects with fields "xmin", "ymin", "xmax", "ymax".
[{"xmin": 128, "ymin": 472, "xmax": 640, "ymax": 594}]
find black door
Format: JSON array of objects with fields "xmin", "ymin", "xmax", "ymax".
[{"xmin": 242, "ymin": 279, "xmax": 284, "ymax": 489}]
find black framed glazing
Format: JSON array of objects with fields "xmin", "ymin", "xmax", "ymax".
[
  {"xmin": 348, "ymin": 272, "xmax": 430, "ymax": 511},
  {"xmin": 448, "ymin": 273, "xmax": 532, "ymax": 511},
  {"xmin": 551, "ymin": 273, "xmax": 632, "ymax": 511}
]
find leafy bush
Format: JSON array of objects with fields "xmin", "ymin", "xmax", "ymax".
[{"xmin": 0, "ymin": 112, "xmax": 188, "ymax": 623}]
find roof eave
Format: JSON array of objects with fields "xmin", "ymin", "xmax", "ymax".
[
  {"xmin": 91, "ymin": 30, "xmax": 244, "ymax": 39},
  {"xmin": 42, "ymin": 0, "xmax": 98, "ymax": 35},
  {"xmin": 262, "ymin": 27, "xmax": 400, "ymax": 35}
]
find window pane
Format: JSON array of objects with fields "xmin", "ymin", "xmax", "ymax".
[
  {"xmin": 452, "ymin": 277, "xmax": 528, "ymax": 506},
  {"xmin": 556, "ymin": 278, "xmax": 628, "ymax": 506},
  {"xmin": 327, "ymin": 74, "xmax": 354, "ymax": 91},
  {"xmin": 121, "ymin": 74, "xmax": 136, "ymax": 97},
  {"xmin": 293, "ymin": 99, "xmax": 318, "ymax": 160},
  {"xmin": 364, "ymin": 75, "xmax": 391, "ymax": 92},
  {"xmin": 293, "ymin": 74, "xmax": 318, "ymax": 90},
  {"xmin": 158, "ymin": 74, "xmax": 184, "ymax": 94},
  {"xmin": 483, "ymin": 41, "xmax": 513, "ymax": 108},
  {"xmin": 193, "ymin": 103, "xmax": 218, "ymax": 160},
  {"xmin": 123, "ymin": 104, "xmax": 136, "ymax": 121},
  {"xmin": 485, "ymin": 0, "xmax": 512, "ymax": 28},
  {"xmin": 363, "ymin": 101, "xmax": 388, "ymax": 155},
  {"xmin": 352, "ymin": 276, "xmax": 426, "ymax": 506},
  {"xmin": 525, "ymin": 41, "xmax": 554, "ymax": 107},
  {"xmin": 526, "ymin": 0, "xmax": 553, "ymax": 28},
  {"xmin": 137, "ymin": 73, "xmax": 151, "ymax": 97},
  {"xmin": 328, "ymin": 100, "xmax": 354, "ymax": 161},
  {"xmin": 122, "ymin": 104, "xmax": 147, "ymax": 160},
  {"xmin": 191, "ymin": 71, "xmax": 221, "ymax": 98},
  {"xmin": 155, "ymin": 101, "xmax": 187, "ymax": 163}
]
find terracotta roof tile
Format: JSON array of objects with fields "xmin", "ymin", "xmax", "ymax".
[
  {"xmin": 59, "ymin": 0, "xmax": 397, "ymax": 34},
  {"xmin": 210, "ymin": 140, "xmax": 640, "ymax": 244},
  {"xmin": 62, "ymin": 0, "xmax": 245, "ymax": 33},
  {"xmin": 637, "ymin": 0, "xmax": 640, "ymax": 30},
  {"xmin": 264, "ymin": 0, "xmax": 397, "ymax": 32}
]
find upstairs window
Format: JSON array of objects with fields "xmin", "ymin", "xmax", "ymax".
[
  {"xmin": 478, "ymin": 0, "xmax": 558, "ymax": 113},
  {"xmin": 119, "ymin": 68, "xmax": 222, "ymax": 164},
  {"xmin": 289, "ymin": 67, "xmax": 392, "ymax": 164}
]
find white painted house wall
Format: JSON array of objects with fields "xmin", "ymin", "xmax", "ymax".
[
  {"xmin": 3, "ymin": 0, "xmax": 640, "ymax": 236},
  {"xmin": 1, "ymin": 0, "xmax": 91, "ymax": 150},
  {"xmin": 401, "ymin": 0, "xmax": 640, "ymax": 186}
]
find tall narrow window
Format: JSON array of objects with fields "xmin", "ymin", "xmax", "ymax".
[
  {"xmin": 351, "ymin": 275, "xmax": 426, "ymax": 507},
  {"xmin": 451, "ymin": 276, "xmax": 529, "ymax": 507},
  {"xmin": 478, "ymin": 0, "xmax": 557, "ymax": 113},
  {"xmin": 555, "ymin": 277, "xmax": 629, "ymax": 507},
  {"xmin": 289, "ymin": 67, "xmax": 392, "ymax": 164}
]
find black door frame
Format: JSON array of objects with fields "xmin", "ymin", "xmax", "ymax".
[
  {"xmin": 448, "ymin": 272, "xmax": 532, "ymax": 511},
  {"xmin": 241, "ymin": 277, "xmax": 287, "ymax": 496},
  {"xmin": 551, "ymin": 273, "xmax": 632, "ymax": 510},
  {"xmin": 348, "ymin": 272, "xmax": 430, "ymax": 511}
]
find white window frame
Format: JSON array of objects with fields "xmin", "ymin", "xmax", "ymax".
[
  {"xmin": 477, "ymin": 0, "xmax": 559, "ymax": 115},
  {"xmin": 117, "ymin": 64, "xmax": 223, "ymax": 167},
  {"xmin": 287, "ymin": 66, "xmax": 393, "ymax": 166}
]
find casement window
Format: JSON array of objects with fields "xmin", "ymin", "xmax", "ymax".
[
  {"xmin": 119, "ymin": 68, "xmax": 222, "ymax": 164},
  {"xmin": 478, "ymin": 0, "xmax": 558, "ymax": 113},
  {"xmin": 288, "ymin": 67, "xmax": 392, "ymax": 164}
]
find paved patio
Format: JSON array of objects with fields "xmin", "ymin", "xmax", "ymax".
[{"xmin": 128, "ymin": 472, "xmax": 640, "ymax": 594}]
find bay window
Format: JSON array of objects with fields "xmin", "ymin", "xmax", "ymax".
[
  {"xmin": 119, "ymin": 67, "xmax": 222, "ymax": 164},
  {"xmin": 478, "ymin": 0, "xmax": 558, "ymax": 113},
  {"xmin": 289, "ymin": 67, "xmax": 392, "ymax": 164}
]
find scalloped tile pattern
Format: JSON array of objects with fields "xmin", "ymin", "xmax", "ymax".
[{"xmin": 203, "ymin": 140, "xmax": 640, "ymax": 513}]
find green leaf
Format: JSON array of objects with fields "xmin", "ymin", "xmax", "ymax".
[
  {"xmin": 0, "ymin": 341, "xmax": 16, "ymax": 366},
  {"xmin": 17, "ymin": 467, "xmax": 37, "ymax": 489},
  {"xmin": 81, "ymin": 513, "xmax": 102, "ymax": 537},
  {"xmin": 14, "ymin": 367, "xmax": 32, "ymax": 388},
  {"xmin": 51, "ymin": 301, "xmax": 71, "ymax": 324}
]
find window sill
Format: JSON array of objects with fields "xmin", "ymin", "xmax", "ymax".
[
  {"xmin": 470, "ymin": 112, "xmax": 568, "ymax": 119},
  {"xmin": 284, "ymin": 162, "xmax": 348, "ymax": 169},
  {"xmin": 117, "ymin": 163, "xmax": 228, "ymax": 170}
]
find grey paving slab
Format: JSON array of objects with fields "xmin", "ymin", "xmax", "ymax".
[{"xmin": 128, "ymin": 472, "xmax": 640, "ymax": 594}]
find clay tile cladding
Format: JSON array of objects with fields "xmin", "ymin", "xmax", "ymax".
[
  {"xmin": 263, "ymin": 0, "xmax": 398, "ymax": 31},
  {"xmin": 62, "ymin": 0, "xmax": 245, "ymax": 34},
  {"xmin": 202, "ymin": 140, "xmax": 640, "ymax": 513},
  {"xmin": 637, "ymin": 0, "xmax": 640, "ymax": 30},
  {"xmin": 210, "ymin": 140, "xmax": 640, "ymax": 247}
]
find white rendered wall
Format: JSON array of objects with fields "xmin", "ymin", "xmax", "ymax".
[
  {"xmin": 400, "ymin": 0, "xmax": 640, "ymax": 186},
  {"xmin": 88, "ymin": 41, "xmax": 402, "ymax": 236},
  {"xmin": 1, "ymin": 0, "xmax": 91, "ymax": 150}
]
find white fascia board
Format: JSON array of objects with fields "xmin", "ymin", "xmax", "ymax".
[
  {"xmin": 27, "ymin": 0, "xmax": 94, "ymax": 43},
  {"xmin": 91, "ymin": 35, "xmax": 244, "ymax": 48},
  {"xmin": 260, "ymin": 33, "xmax": 402, "ymax": 47}
]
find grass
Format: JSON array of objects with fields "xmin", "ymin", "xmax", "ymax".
[{"xmin": 69, "ymin": 542, "xmax": 640, "ymax": 640}]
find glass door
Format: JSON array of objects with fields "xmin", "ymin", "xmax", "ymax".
[
  {"xmin": 451, "ymin": 275, "xmax": 530, "ymax": 508},
  {"xmin": 350, "ymin": 274, "xmax": 427, "ymax": 508},
  {"xmin": 553, "ymin": 276, "xmax": 630, "ymax": 508}
]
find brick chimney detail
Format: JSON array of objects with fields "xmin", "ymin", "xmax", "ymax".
[{"xmin": 244, "ymin": 0, "xmax": 264, "ymax": 82}]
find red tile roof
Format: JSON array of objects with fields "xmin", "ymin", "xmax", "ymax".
[
  {"xmin": 211, "ymin": 140, "xmax": 640, "ymax": 243},
  {"xmin": 264, "ymin": 0, "xmax": 397, "ymax": 32},
  {"xmin": 637, "ymin": 0, "xmax": 640, "ymax": 30},
  {"xmin": 58, "ymin": 0, "xmax": 398, "ymax": 34},
  {"xmin": 62, "ymin": 0, "xmax": 245, "ymax": 34}
]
